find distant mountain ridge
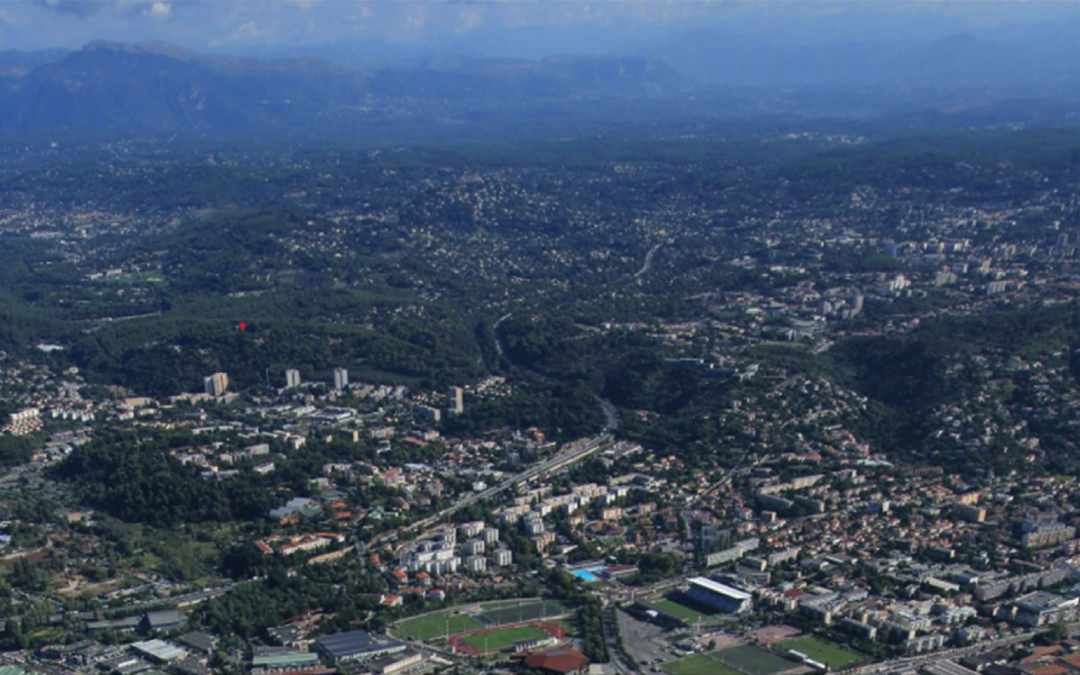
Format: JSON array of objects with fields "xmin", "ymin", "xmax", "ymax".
[
  {"xmin": 2, "ymin": 38, "xmax": 1079, "ymax": 140},
  {"xmin": 0, "ymin": 41, "xmax": 692, "ymax": 135}
]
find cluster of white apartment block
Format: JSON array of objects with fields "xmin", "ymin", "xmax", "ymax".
[
  {"xmin": 3, "ymin": 407, "xmax": 42, "ymax": 436},
  {"xmin": 499, "ymin": 482, "xmax": 631, "ymax": 527},
  {"xmin": 402, "ymin": 520, "xmax": 512, "ymax": 575}
]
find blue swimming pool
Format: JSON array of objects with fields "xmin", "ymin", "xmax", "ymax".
[{"xmin": 573, "ymin": 570, "xmax": 598, "ymax": 581}]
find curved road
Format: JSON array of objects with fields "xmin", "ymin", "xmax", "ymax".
[
  {"xmin": 634, "ymin": 242, "xmax": 664, "ymax": 279},
  {"xmin": 493, "ymin": 313, "xmax": 619, "ymax": 432}
]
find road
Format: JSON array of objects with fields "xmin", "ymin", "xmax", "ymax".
[
  {"xmin": 492, "ymin": 312, "xmax": 620, "ymax": 432},
  {"xmin": 366, "ymin": 431, "xmax": 614, "ymax": 554},
  {"xmin": 492, "ymin": 312, "xmax": 513, "ymax": 360},
  {"xmin": 634, "ymin": 242, "xmax": 664, "ymax": 279},
  {"xmin": 603, "ymin": 604, "xmax": 641, "ymax": 674},
  {"xmin": 34, "ymin": 582, "xmax": 238, "ymax": 628},
  {"xmin": 359, "ymin": 312, "xmax": 623, "ymax": 554},
  {"xmin": 847, "ymin": 631, "xmax": 1036, "ymax": 675}
]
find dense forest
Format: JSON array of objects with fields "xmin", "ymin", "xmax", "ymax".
[{"xmin": 51, "ymin": 432, "xmax": 280, "ymax": 527}]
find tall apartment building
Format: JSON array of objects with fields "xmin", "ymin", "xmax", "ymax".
[
  {"xmin": 204, "ymin": 372, "xmax": 229, "ymax": 396},
  {"xmin": 285, "ymin": 369, "xmax": 301, "ymax": 389},
  {"xmin": 447, "ymin": 386, "xmax": 464, "ymax": 415},
  {"xmin": 333, "ymin": 367, "xmax": 349, "ymax": 391},
  {"xmin": 416, "ymin": 406, "xmax": 441, "ymax": 424}
]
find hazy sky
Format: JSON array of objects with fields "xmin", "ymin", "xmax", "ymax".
[{"xmin": 2, "ymin": 0, "xmax": 1080, "ymax": 57}]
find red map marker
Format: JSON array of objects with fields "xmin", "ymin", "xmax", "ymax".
[{"xmin": 239, "ymin": 322, "xmax": 247, "ymax": 331}]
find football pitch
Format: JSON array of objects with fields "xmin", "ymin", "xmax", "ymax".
[
  {"xmin": 394, "ymin": 610, "xmax": 484, "ymax": 641},
  {"xmin": 663, "ymin": 655, "xmax": 743, "ymax": 675},
  {"xmin": 461, "ymin": 624, "xmax": 550, "ymax": 651},
  {"xmin": 781, "ymin": 636, "xmax": 865, "ymax": 669},
  {"xmin": 479, "ymin": 599, "xmax": 571, "ymax": 625},
  {"xmin": 394, "ymin": 599, "xmax": 570, "ymax": 642},
  {"xmin": 712, "ymin": 645, "xmax": 802, "ymax": 675},
  {"xmin": 652, "ymin": 594, "xmax": 724, "ymax": 623}
]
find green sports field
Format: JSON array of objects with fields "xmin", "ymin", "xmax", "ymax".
[
  {"xmin": 714, "ymin": 645, "xmax": 801, "ymax": 675},
  {"xmin": 652, "ymin": 594, "xmax": 724, "ymax": 623},
  {"xmin": 394, "ymin": 610, "xmax": 484, "ymax": 640},
  {"xmin": 461, "ymin": 624, "xmax": 550, "ymax": 652},
  {"xmin": 781, "ymin": 636, "xmax": 865, "ymax": 669},
  {"xmin": 479, "ymin": 599, "xmax": 571, "ymax": 625},
  {"xmin": 663, "ymin": 655, "xmax": 742, "ymax": 675}
]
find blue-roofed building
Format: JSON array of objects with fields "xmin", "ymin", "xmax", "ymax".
[
  {"xmin": 314, "ymin": 630, "xmax": 405, "ymax": 663},
  {"xmin": 685, "ymin": 577, "xmax": 753, "ymax": 614}
]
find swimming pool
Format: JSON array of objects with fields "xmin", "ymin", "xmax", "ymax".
[{"xmin": 573, "ymin": 570, "xmax": 598, "ymax": 581}]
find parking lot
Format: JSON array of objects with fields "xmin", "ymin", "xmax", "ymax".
[{"xmin": 617, "ymin": 609, "xmax": 678, "ymax": 669}]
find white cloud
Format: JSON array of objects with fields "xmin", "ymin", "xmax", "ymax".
[
  {"xmin": 146, "ymin": 1, "xmax": 171, "ymax": 19},
  {"xmin": 456, "ymin": 6, "xmax": 483, "ymax": 33},
  {"xmin": 237, "ymin": 20, "xmax": 261, "ymax": 39},
  {"xmin": 405, "ymin": 5, "xmax": 426, "ymax": 29}
]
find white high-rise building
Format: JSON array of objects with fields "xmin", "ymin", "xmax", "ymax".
[
  {"xmin": 204, "ymin": 372, "xmax": 229, "ymax": 396},
  {"xmin": 333, "ymin": 367, "xmax": 349, "ymax": 391},
  {"xmin": 459, "ymin": 521, "xmax": 485, "ymax": 538},
  {"xmin": 493, "ymin": 548, "xmax": 513, "ymax": 567},
  {"xmin": 447, "ymin": 386, "xmax": 464, "ymax": 415},
  {"xmin": 285, "ymin": 369, "xmax": 301, "ymax": 388},
  {"xmin": 417, "ymin": 405, "xmax": 441, "ymax": 424}
]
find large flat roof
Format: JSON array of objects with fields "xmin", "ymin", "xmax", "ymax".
[
  {"xmin": 131, "ymin": 640, "xmax": 188, "ymax": 662},
  {"xmin": 316, "ymin": 630, "xmax": 377, "ymax": 654},
  {"xmin": 315, "ymin": 630, "xmax": 402, "ymax": 659},
  {"xmin": 688, "ymin": 577, "xmax": 752, "ymax": 600},
  {"xmin": 252, "ymin": 653, "xmax": 320, "ymax": 667}
]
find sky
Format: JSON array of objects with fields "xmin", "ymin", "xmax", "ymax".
[{"xmin": 3, "ymin": 0, "xmax": 1080, "ymax": 59}]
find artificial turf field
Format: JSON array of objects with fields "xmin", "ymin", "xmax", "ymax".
[
  {"xmin": 460, "ymin": 624, "xmax": 550, "ymax": 651},
  {"xmin": 712, "ymin": 645, "xmax": 801, "ymax": 675},
  {"xmin": 663, "ymin": 654, "xmax": 744, "ymax": 675},
  {"xmin": 395, "ymin": 599, "xmax": 570, "ymax": 642},
  {"xmin": 479, "ymin": 599, "xmax": 570, "ymax": 625},
  {"xmin": 781, "ymin": 636, "xmax": 865, "ymax": 669},
  {"xmin": 394, "ymin": 610, "xmax": 484, "ymax": 640}
]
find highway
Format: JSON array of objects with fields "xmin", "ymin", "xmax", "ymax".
[
  {"xmin": 492, "ymin": 312, "xmax": 620, "ymax": 433},
  {"xmin": 365, "ymin": 431, "xmax": 614, "ymax": 554}
]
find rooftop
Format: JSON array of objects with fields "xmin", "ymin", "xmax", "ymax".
[{"xmin": 688, "ymin": 577, "xmax": 752, "ymax": 600}]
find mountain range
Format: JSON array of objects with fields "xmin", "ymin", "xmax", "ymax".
[
  {"xmin": 0, "ymin": 41, "xmax": 692, "ymax": 137},
  {"xmin": 1, "ymin": 38, "xmax": 1079, "ymax": 140}
]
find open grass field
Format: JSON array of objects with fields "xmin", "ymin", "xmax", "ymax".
[
  {"xmin": 394, "ymin": 610, "xmax": 484, "ymax": 641},
  {"xmin": 461, "ymin": 624, "xmax": 549, "ymax": 652},
  {"xmin": 714, "ymin": 645, "xmax": 801, "ymax": 675},
  {"xmin": 781, "ymin": 636, "xmax": 865, "ymax": 670},
  {"xmin": 663, "ymin": 655, "xmax": 744, "ymax": 675},
  {"xmin": 395, "ymin": 598, "xmax": 570, "ymax": 643},
  {"xmin": 652, "ymin": 594, "xmax": 723, "ymax": 623},
  {"xmin": 479, "ymin": 599, "xmax": 570, "ymax": 625}
]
